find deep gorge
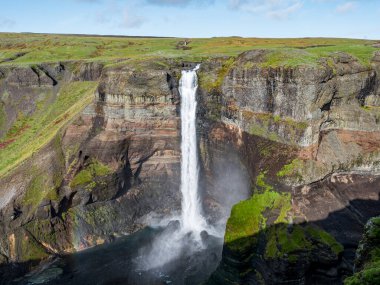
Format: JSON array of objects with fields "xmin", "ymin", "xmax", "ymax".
[{"xmin": 0, "ymin": 47, "xmax": 380, "ymax": 285}]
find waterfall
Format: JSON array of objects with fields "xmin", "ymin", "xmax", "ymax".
[
  {"xmin": 135, "ymin": 65, "xmax": 219, "ymax": 272},
  {"xmin": 179, "ymin": 64, "xmax": 207, "ymax": 233}
]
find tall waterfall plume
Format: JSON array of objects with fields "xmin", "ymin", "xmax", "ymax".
[{"xmin": 179, "ymin": 64, "xmax": 207, "ymax": 233}]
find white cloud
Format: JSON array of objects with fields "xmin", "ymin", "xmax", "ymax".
[
  {"xmin": 267, "ymin": 1, "xmax": 303, "ymax": 19},
  {"xmin": 94, "ymin": 1, "xmax": 146, "ymax": 30},
  {"xmin": 121, "ymin": 9, "xmax": 145, "ymax": 28},
  {"xmin": 0, "ymin": 17, "xmax": 15, "ymax": 28},
  {"xmin": 230, "ymin": 0, "xmax": 303, "ymax": 19},
  {"xmin": 146, "ymin": 0, "xmax": 214, "ymax": 6},
  {"xmin": 336, "ymin": 1, "xmax": 356, "ymax": 13}
]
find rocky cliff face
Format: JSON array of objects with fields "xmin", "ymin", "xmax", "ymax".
[
  {"xmin": 0, "ymin": 61, "xmax": 185, "ymax": 276},
  {"xmin": 199, "ymin": 50, "xmax": 380, "ymax": 186},
  {"xmin": 0, "ymin": 49, "xmax": 379, "ymax": 284},
  {"xmin": 197, "ymin": 50, "xmax": 380, "ymax": 284}
]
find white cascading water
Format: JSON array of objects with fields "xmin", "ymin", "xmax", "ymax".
[
  {"xmin": 179, "ymin": 64, "xmax": 207, "ymax": 234},
  {"xmin": 136, "ymin": 65, "xmax": 212, "ymax": 271}
]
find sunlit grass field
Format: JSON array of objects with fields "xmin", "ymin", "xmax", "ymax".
[
  {"xmin": 0, "ymin": 81, "xmax": 97, "ymax": 177},
  {"xmin": 0, "ymin": 33, "xmax": 379, "ymax": 66}
]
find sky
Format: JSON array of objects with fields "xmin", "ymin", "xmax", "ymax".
[{"xmin": 0, "ymin": 0, "xmax": 379, "ymax": 39}]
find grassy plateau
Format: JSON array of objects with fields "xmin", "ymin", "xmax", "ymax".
[
  {"xmin": 0, "ymin": 33, "xmax": 378, "ymax": 67},
  {"xmin": 0, "ymin": 33, "xmax": 379, "ymax": 178}
]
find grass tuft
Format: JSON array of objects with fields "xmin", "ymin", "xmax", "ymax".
[{"xmin": 70, "ymin": 159, "xmax": 112, "ymax": 188}]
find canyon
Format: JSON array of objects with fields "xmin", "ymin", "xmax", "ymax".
[{"xmin": 0, "ymin": 35, "xmax": 379, "ymax": 284}]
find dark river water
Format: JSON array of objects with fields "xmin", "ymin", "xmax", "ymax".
[{"xmin": 7, "ymin": 225, "xmax": 223, "ymax": 285}]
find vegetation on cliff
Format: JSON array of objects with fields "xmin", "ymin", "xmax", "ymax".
[
  {"xmin": 345, "ymin": 217, "xmax": 380, "ymax": 285},
  {"xmin": 225, "ymin": 173, "xmax": 292, "ymax": 252},
  {"xmin": 225, "ymin": 172, "xmax": 343, "ymax": 262},
  {"xmin": 70, "ymin": 159, "xmax": 112, "ymax": 188},
  {"xmin": 0, "ymin": 81, "xmax": 97, "ymax": 177}
]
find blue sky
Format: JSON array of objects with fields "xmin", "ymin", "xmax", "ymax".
[{"xmin": 0, "ymin": 0, "xmax": 379, "ymax": 39}]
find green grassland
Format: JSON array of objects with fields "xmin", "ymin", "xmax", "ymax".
[
  {"xmin": 0, "ymin": 81, "xmax": 97, "ymax": 177},
  {"xmin": 0, "ymin": 33, "xmax": 378, "ymax": 67}
]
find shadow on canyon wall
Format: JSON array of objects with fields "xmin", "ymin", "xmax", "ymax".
[
  {"xmin": 208, "ymin": 195, "xmax": 380, "ymax": 285},
  {"xmin": 1, "ymin": 195, "xmax": 380, "ymax": 285}
]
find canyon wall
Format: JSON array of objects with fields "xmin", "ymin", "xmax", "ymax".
[
  {"xmin": 0, "ymin": 62, "xmax": 184, "ymax": 275},
  {"xmin": 0, "ymin": 49, "xmax": 380, "ymax": 284},
  {"xmin": 198, "ymin": 50, "xmax": 380, "ymax": 284}
]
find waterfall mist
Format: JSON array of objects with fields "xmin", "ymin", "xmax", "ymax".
[{"xmin": 135, "ymin": 65, "xmax": 220, "ymax": 275}]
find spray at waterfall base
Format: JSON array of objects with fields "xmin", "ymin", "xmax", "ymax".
[{"xmin": 136, "ymin": 65, "xmax": 221, "ymax": 272}]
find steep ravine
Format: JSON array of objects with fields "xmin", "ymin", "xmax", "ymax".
[{"xmin": 0, "ymin": 49, "xmax": 379, "ymax": 284}]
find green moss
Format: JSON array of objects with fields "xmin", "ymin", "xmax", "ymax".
[
  {"xmin": 22, "ymin": 165, "xmax": 61, "ymax": 209},
  {"xmin": 249, "ymin": 124, "xmax": 281, "ymax": 142},
  {"xmin": 225, "ymin": 174, "xmax": 292, "ymax": 252},
  {"xmin": 284, "ymin": 118, "xmax": 308, "ymax": 130},
  {"xmin": 326, "ymin": 58, "xmax": 337, "ymax": 75},
  {"xmin": 23, "ymin": 175, "xmax": 47, "ymax": 208},
  {"xmin": 345, "ymin": 217, "xmax": 380, "ymax": 285},
  {"xmin": 4, "ymin": 112, "xmax": 29, "ymax": 138},
  {"xmin": 345, "ymin": 262, "xmax": 380, "ymax": 285},
  {"xmin": 92, "ymin": 160, "xmax": 112, "ymax": 176},
  {"xmin": 281, "ymin": 225, "xmax": 312, "ymax": 253},
  {"xmin": 69, "ymin": 204, "xmax": 117, "ymax": 231},
  {"xmin": 246, "ymin": 111, "xmax": 308, "ymax": 143},
  {"xmin": 265, "ymin": 225, "xmax": 312, "ymax": 259},
  {"xmin": 20, "ymin": 234, "xmax": 49, "ymax": 261},
  {"xmin": 70, "ymin": 159, "xmax": 112, "ymax": 188},
  {"xmin": 255, "ymin": 172, "xmax": 273, "ymax": 192},
  {"xmin": 277, "ymin": 158, "xmax": 303, "ymax": 178},
  {"xmin": 265, "ymin": 224, "xmax": 343, "ymax": 261},
  {"xmin": 45, "ymin": 187, "xmax": 59, "ymax": 202},
  {"xmin": 85, "ymin": 181, "xmax": 97, "ymax": 192},
  {"xmin": 70, "ymin": 169, "xmax": 92, "ymax": 188},
  {"xmin": 25, "ymin": 219, "xmax": 57, "ymax": 247},
  {"xmin": 368, "ymin": 217, "xmax": 380, "ymax": 237},
  {"xmin": 306, "ymin": 226, "xmax": 344, "ymax": 255},
  {"xmin": 199, "ymin": 57, "xmax": 235, "ymax": 92},
  {"xmin": 66, "ymin": 208, "xmax": 80, "ymax": 227}
]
